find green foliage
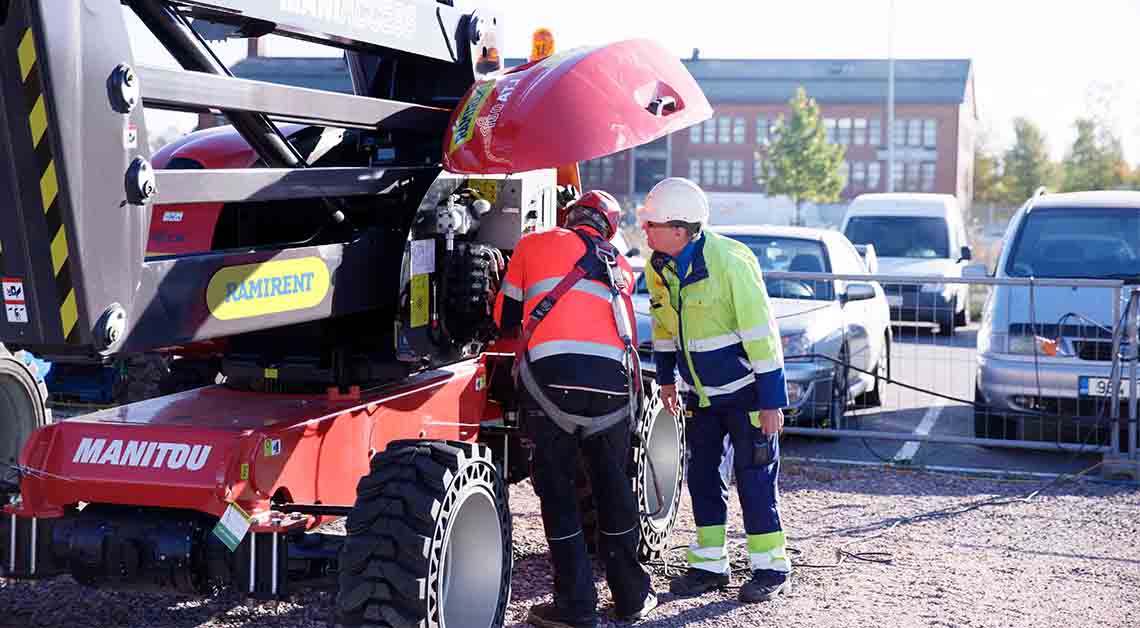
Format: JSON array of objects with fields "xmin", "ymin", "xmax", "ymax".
[{"xmin": 760, "ymin": 87, "xmax": 846, "ymax": 226}]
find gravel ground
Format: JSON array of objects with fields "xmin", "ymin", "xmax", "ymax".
[{"xmin": 2, "ymin": 462, "xmax": 1138, "ymax": 628}]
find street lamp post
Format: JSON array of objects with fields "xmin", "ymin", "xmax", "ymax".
[{"xmin": 886, "ymin": 0, "xmax": 896, "ymax": 192}]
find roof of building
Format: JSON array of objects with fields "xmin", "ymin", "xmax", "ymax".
[
  {"xmin": 229, "ymin": 56, "xmax": 354, "ymax": 94},
  {"xmin": 681, "ymin": 58, "xmax": 972, "ymax": 105}
]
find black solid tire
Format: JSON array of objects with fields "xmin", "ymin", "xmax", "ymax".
[
  {"xmin": 579, "ymin": 379, "xmax": 686, "ymax": 562},
  {"xmin": 336, "ymin": 440, "xmax": 512, "ymax": 628},
  {"xmin": 0, "ymin": 343, "xmax": 51, "ymax": 467}
]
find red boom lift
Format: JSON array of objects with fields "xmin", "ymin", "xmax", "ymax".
[{"xmin": 0, "ymin": 1, "xmax": 711, "ymax": 626}]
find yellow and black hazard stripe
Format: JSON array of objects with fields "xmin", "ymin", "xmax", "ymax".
[{"xmin": 17, "ymin": 26, "xmax": 78, "ymax": 343}]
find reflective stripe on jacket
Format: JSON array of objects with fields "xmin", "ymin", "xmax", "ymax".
[
  {"xmin": 646, "ymin": 230, "xmax": 788, "ymax": 410},
  {"xmin": 493, "ymin": 226, "xmax": 636, "ymax": 386}
]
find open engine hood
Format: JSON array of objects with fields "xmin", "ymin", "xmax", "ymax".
[{"xmin": 442, "ymin": 38, "xmax": 712, "ymax": 174}]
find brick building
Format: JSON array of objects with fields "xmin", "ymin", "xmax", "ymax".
[
  {"xmin": 580, "ymin": 57, "xmax": 977, "ymax": 226},
  {"xmin": 206, "ymin": 44, "xmax": 976, "ymax": 226}
]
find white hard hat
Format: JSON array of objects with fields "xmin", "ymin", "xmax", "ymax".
[{"xmin": 639, "ymin": 177, "xmax": 709, "ymax": 225}]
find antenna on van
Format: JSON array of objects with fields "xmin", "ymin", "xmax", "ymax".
[{"xmin": 1033, "ymin": 186, "xmax": 1049, "ymax": 197}]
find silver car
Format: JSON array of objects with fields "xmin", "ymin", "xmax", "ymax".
[
  {"xmin": 972, "ymin": 191, "xmax": 1140, "ymax": 442},
  {"xmin": 634, "ymin": 225, "xmax": 892, "ymax": 428}
]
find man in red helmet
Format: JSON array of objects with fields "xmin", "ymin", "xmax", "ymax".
[{"xmin": 495, "ymin": 190, "xmax": 657, "ymax": 628}]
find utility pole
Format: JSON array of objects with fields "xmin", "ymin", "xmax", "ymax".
[{"xmin": 886, "ymin": 0, "xmax": 896, "ymax": 192}]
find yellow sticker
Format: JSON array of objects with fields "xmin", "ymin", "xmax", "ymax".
[
  {"xmin": 240, "ymin": 463, "xmax": 249, "ymax": 480},
  {"xmin": 468, "ymin": 179, "xmax": 498, "ymax": 204},
  {"xmin": 449, "ymin": 80, "xmax": 495, "ymax": 153},
  {"xmin": 206, "ymin": 257, "xmax": 330, "ymax": 320},
  {"xmin": 410, "ymin": 274, "xmax": 430, "ymax": 328}
]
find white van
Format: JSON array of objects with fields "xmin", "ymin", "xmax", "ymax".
[{"xmin": 840, "ymin": 193, "xmax": 973, "ymax": 336}]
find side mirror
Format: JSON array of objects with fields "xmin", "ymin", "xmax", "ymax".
[
  {"xmin": 843, "ymin": 282, "xmax": 876, "ymax": 303},
  {"xmin": 963, "ymin": 263, "xmax": 989, "ymax": 279},
  {"xmin": 958, "ymin": 245, "xmax": 973, "ymax": 262}
]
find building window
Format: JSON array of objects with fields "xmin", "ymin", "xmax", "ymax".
[
  {"xmin": 702, "ymin": 159, "xmax": 716, "ymax": 185},
  {"xmin": 716, "ymin": 160, "xmax": 731, "ymax": 185},
  {"xmin": 868, "ymin": 162, "xmax": 881, "ymax": 189},
  {"xmin": 907, "ymin": 119, "xmax": 922, "ymax": 147},
  {"xmin": 923, "ymin": 119, "xmax": 937, "ymax": 148},
  {"xmin": 838, "ymin": 118, "xmax": 852, "ymax": 145},
  {"xmin": 754, "ymin": 158, "xmax": 765, "ymax": 186},
  {"xmin": 893, "ymin": 119, "xmax": 906, "ymax": 147},
  {"xmin": 824, "ymin": 118, "xmax": 837, "ymax": 143},
  {"xmin": 869, "ymin": 118, "xmax": 881, "ymax": 146},
  {"xmin": 904, "ymin": 162, "xmax": 920, "ymax": 190},
  {"xmin": 733, "ymin": 117, "xmax": 746, "ymax": 144},
  {"xmin": 689, "ymin": 124, "xmax": 702, "ymax": 144},
  {"xmin": 852, "ymin": 161, "xmax": 866, "ymax": 186},
  {"xmin": 891, "ymin": 161, "xmax": 904, "ymax": 189},
  {"xmin": 718, "ymin": 117, "xmax": 731, "ymax": 144},
  {"xmin": 603, "ymin": 157, "xmax": 615, "ymax": 182},
  {"xmin": 731, "ymin": 160, "xmax": 744, "ymax": 186},
  {"xmin": 921, "ymin": 162, "xmax": 936, "ymax": 191},
  {"xmin": 756, "ymin": 116, "xmax": 770, "ymax": 145},
  {"xmin": 840, "ymin": 160, "xmax": 850, "ymax": 189},
  {"xmin": 853, "ymin": 119, "xmax": 867, "ymax": 145},
  {"xmin": 703, "ymin": 119, "xmax": 716, "ymax": 143},
  {"xmin": 689, "ymin": 159, "xmax": 701, "ymax": 184}
]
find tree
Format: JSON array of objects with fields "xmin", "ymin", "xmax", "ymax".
[
  {"xmin": 1061, "ymin": 117, "xmax": 1127, "ymax": 192},
  {"xmin": 1002, "ymin": 118, "xmax": 1055, "ymax": 203},
  {"xmin": 973, "ymin": 127, "xmax": 1012, "ymax": 207},
  {"xmin": 759, "ymin": 87, "xmax": 846, "ymax": 226}
]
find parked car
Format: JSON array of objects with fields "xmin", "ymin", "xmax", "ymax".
[
  {"xmin": 633, "ymin": 225, "xmax": 891, "ymax": 428},
  {"xmin": 841, "ymin": 193, "xmax": 973, "ymax": 336},
  {"xmin": 971, "ymin": 191, "xmax": 1140, "ymax": 443}
]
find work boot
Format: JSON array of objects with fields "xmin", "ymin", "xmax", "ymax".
[
  {"xmin": 668, "ymin": 568, "xmax": 730, "ymax": 597},
  {"xmin": 615, "ymin": 591, "xmax": 659, "ymax": 622},
  {"xmin": 527, "ymin": 602, "xmax": 599, "ymax": 628},
  {"xmin": 738, "ymin": 569, "xmax": 790, "ymax": 603}
]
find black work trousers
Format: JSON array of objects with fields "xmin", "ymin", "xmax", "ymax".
[{"xmin": 525, "ymin": 403, "xmax": 652, "ymax": 618}]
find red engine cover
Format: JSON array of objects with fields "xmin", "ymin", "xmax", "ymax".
[{"xmin": 443, "ymin": 38, "xmax": 712, "ymax": 174}]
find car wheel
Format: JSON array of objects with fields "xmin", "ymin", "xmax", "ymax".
[
  {"xmin": 954, "ymin": 294, "xmax": 970, "ymax": 327},
  {"xmin": 823, "ymin": 345, "xmax": 849, "ymax": 430},
  {"xmin": 857, "ymin": 333, "xmax": 889, "ymax": 408},
  {"xmin": 938, "ymin": 297, "xmax": 958, "ymax": 337}
]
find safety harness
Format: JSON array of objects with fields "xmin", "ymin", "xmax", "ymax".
[{"xmin": 512, "ymin": 228, "xmax": 643, "ymax": 437}]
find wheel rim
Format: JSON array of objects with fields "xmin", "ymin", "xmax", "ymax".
[
  {"xmin": 643, "ymin": 402, "xmax": 681, "ymax": 526},
  {"xmin": 438, "ymin": 483, "xmax": 504, "ymax": 628},
  {"xmin": 0, "ymin": 373, "xmax": 36, "ymax": 464}
]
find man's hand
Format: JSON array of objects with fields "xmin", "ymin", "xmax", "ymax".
[
  {"xmin": 759, "ymin": 408, "xmax": 784, "ymax": 435},
  {"xmin": 661, "ymin": 384, "xmax": 680, "ymax": 417}
]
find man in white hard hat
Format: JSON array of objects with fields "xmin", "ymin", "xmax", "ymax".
[{"xmin": 639, "ymin": 177, "xmax": 792, "ymax": 603}]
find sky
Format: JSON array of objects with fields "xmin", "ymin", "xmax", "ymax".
[{"xmin": 129, "ymin": 0, "xmax": 1140, "ymax": 162}]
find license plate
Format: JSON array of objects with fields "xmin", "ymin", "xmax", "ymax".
[
  {"xmin": 1080, "ymin": 376, "xmax": 1131, "ymax": 398},
  {"xmin": 886, "ymin": 295, "xmax": 903, "ymax": 307}
]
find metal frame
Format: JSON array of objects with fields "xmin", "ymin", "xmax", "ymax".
[
  {"xmin": 0, "ymin": 0, "xmax": 492, "ymax": 353},
  {"xmin": 762, "ymin": 270, "xmax": 1136, "ymax": 464}
]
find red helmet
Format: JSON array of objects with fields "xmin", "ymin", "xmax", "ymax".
[{"xmin": 566, "ymin": 190, "xmax": 622, "ymax": 239}]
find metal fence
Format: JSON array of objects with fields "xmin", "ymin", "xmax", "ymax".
[{"xmin": 743, "ymin": 270, "xmax": 1139, "ymax": 480}]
